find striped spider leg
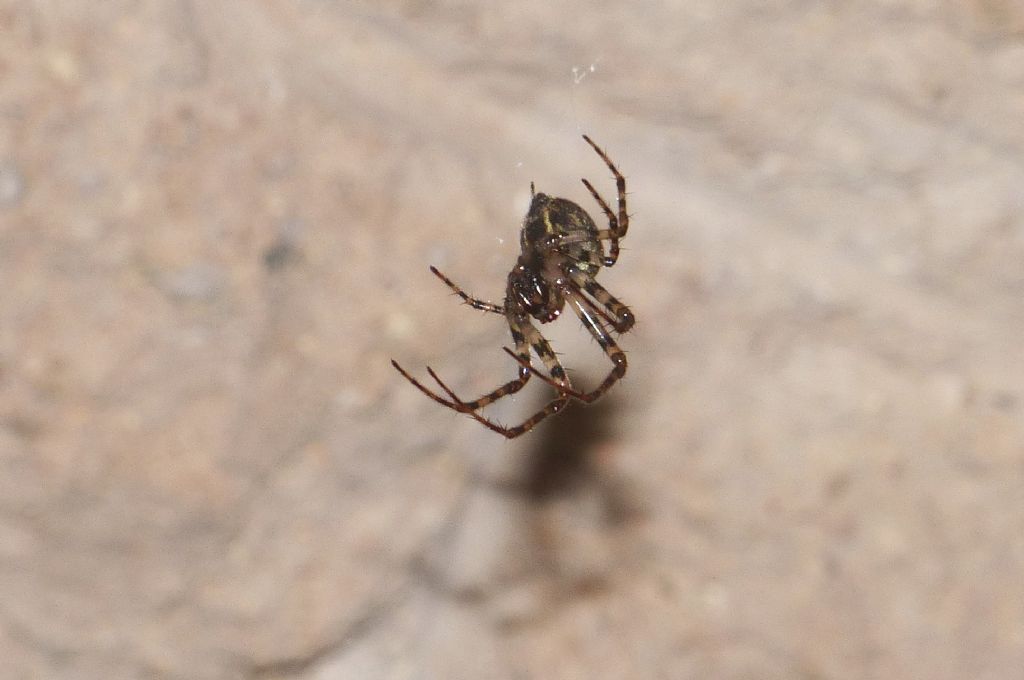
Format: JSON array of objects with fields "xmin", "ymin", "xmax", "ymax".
[
  {"xmin": 391, "ymin": 269, "xmax": 575, "ymax": 439},
  {"xmin": 502, "ymin": 283, "xmax": 629, "ymax": 404},
  {"xmin": 581, "ymin": 134, "xmax": 629, "ymax": 268}
]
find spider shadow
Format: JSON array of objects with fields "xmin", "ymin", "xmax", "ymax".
[
  {"xmin": 522, "ymin": 395, "xmax": 620, "ymax": 504},
  {"xmin": 506, "ymin": 392, "xmax": 644, "ymax": 616}
]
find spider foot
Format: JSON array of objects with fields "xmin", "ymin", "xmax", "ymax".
[
  {"xmin": 425, "ymin": 367, "xmax": 475, "ymax": 412},
  {"xmin": 424, "ymin": 366, "xmax": 530, "ymax": 438},
  {"xmin": 391, "ymin": 360, "xmax": 465, "ymax": 411}
]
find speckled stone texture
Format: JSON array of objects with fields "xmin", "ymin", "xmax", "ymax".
[{"xmin": 1, "ymin": 2, "xmax": 1023, "ymax": 679}]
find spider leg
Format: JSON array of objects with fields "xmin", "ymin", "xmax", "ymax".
[
  {"xmin": 581, "ymin": 135, "xmax": 628, "ymax": 267},
  {"xmin": 425, "ymin": 364, "xmax": 571, "ymax": 439},
  {"xmin": 539, "ymin": 256, "xmax": 633, "ymax": 332},
  {"xmin": 496, "ymin": 393, "xmax": 572, "ymax": 438},
  {"xmin": 391, "ymin": 322, "xmax": 531, "ymax": 416},
  {"xmin": 577, "ymin": 288, "xmax": 621, "ymax": 331},
  {"xmin": 391, "ymin": 360, "xmax": 470, "ymax": 411},
  {"xmin": 544, "ymin": 259, "xmax": 620, "ymax": 331},
  {"xmin": 427, "ymin": 321, "xmax": 533, "ymax": 411},
  {"xmin": 393, "ymin": 359, "xmax": 535, "ymax": 440},
  {"xmin": 430, "ymin": 266, "xmax": 505, "ymax": 314},
  {"xmin": 551, "ymin": 238, "xmax": 621, "ymax": 326},
  {"xmin": 478, "ymin": 315, "xmax": 574, "ymax": 437},
  {"xmin": 503, "ymin": 289, "xmax": 627, "ymax": 403},
  {"xmin": 392, "ymin": 317, "xmax": 574, "ymax": 438},
  {"xmin": 421, "ymin": 366, "xmax": 542, "ymax": 438},
  {"xmin": 565, "ymin": 264, "xmax": 635, "ymax": 332}
]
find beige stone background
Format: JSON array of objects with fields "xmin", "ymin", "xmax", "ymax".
[{"xmin": 2, "ymin": 1, "xmax": 1024, "ymax": 678}]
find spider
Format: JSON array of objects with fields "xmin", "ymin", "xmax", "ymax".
[{"xmin": 391, "ymin": 135, "xmax": 634, "ymax": 438}]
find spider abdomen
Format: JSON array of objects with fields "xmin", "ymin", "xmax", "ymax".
[{"xmin": 522, "ymin": 194, "xmax": 603, "ymax": 276}]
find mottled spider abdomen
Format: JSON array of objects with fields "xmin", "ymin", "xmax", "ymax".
[{"xmin": 521, "ymin": 193, "xmax": 602, "ymax": 275}]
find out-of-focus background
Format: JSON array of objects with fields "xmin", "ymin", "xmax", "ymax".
[{"xmin": 2, "ymin": 2, "xmax": 1023, "ymax": 678}]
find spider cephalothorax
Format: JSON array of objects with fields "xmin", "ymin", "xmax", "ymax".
[
  {"xmin": 508, "ymin": 261, "xmax": 563, "ymax": 322},
  {"xmin": 392, "ymin": 135, "xmax": 635, "ymax": 438}
]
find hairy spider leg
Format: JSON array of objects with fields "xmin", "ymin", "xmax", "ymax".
[
  {"xmin": 425, "ymin": 364, "xmax": 571, "ymax": 440},
  {"xmin": 422, "ymin": 316, "xmax": 574, "ymax": 438},
  {"xmin": 432, "ymin": 322, "xmax": 533, "ymax": 411},
  {"xmin": 475, "ymin": 316, "xmax": 576, "ymax": 437},
  {"xmin": 391, "ymin": 316, "xmax": 576, "ymax": 438},
  {"xmin": 579, "ymin": 179, "xmax": 618, "ymax": 266},
  {"xmin": 503, "ymin": 290, "xmax": 627, "ymax": 403},
  {"xmin": 581, "ymin": 134, "xmax": 629, "ymax": 267},
  {"xmin": 390, "ymin": 326, "xmax": 530, "ymax": 416},
  {"xmin": 538, "ymin": 250, "xmax": 621, "ymax": 332},
  {"xmin": 393, "ymin": 360, "xmax": 542, "ymax": 441},
  {"xmin": 564, "ymin": 264, "xmax": 635, "ymax": 332},
  {"xmin": 538, "ymin": 248, "xmax": 632, "ymax": 332},
  {"xmin": 429, "ymin": 266, "xmax": 506, "ymax": 314},
  {"xmin": 392, "ymin": 360, "xmax": 470, "ymax": 410},
  {"xmin": 564, "ymin": 281, "xmax": 621, "ymax": 332}
]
